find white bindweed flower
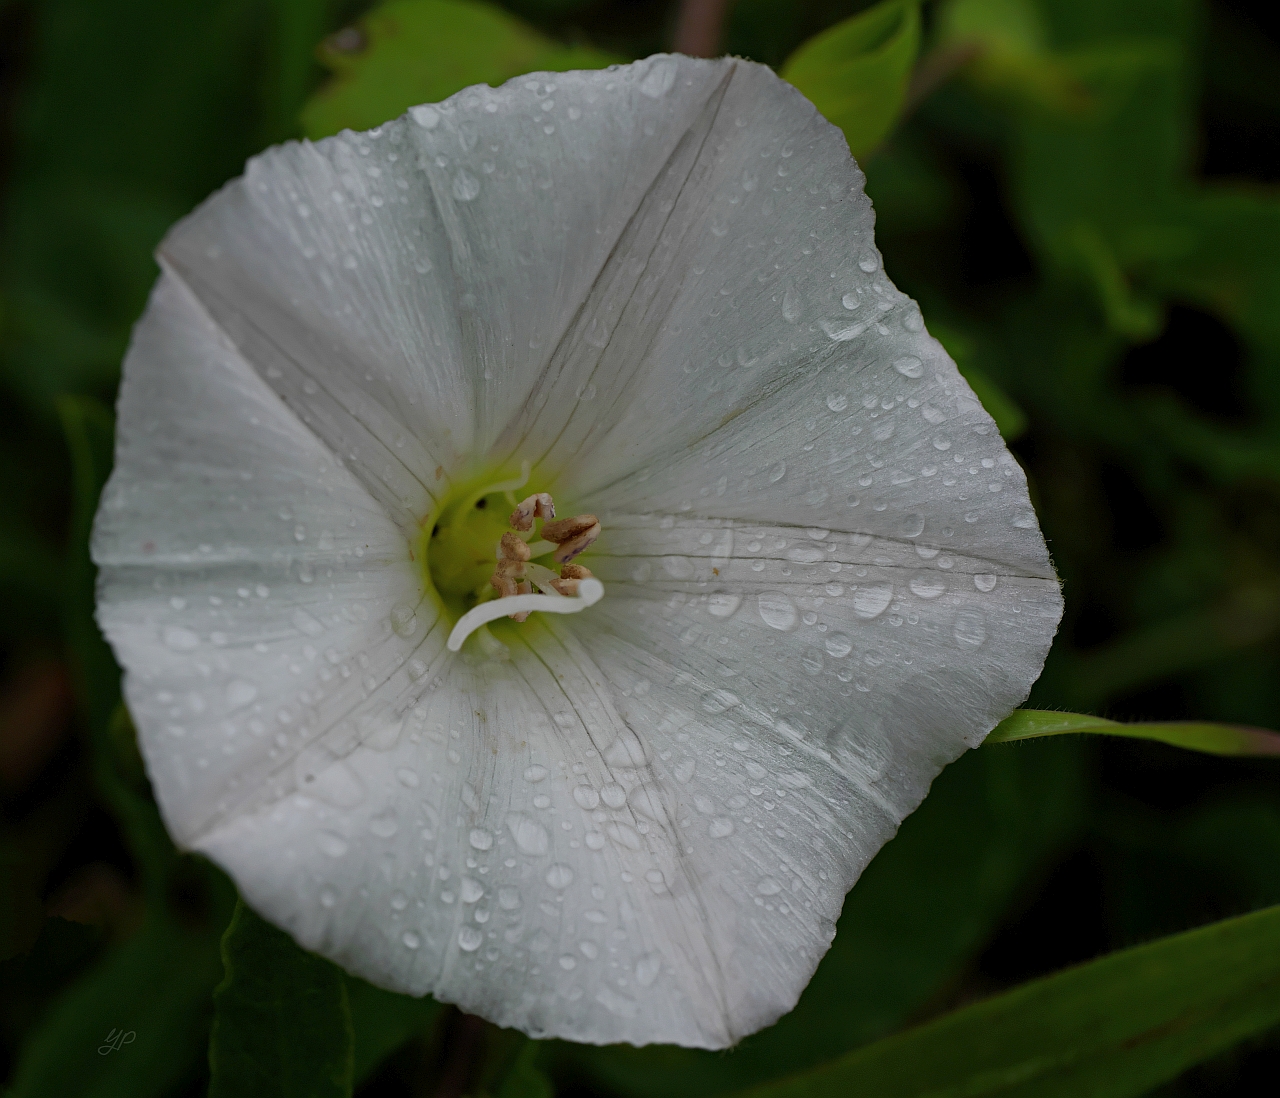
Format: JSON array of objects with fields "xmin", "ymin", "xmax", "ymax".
[{"xmin": 92, "ymin": 54, "xmax": 1061, "ymax": 1048}]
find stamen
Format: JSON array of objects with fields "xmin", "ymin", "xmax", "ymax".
[
  {"xmin": 510, "ymin": 492, "xmax": 555, "ymax": 531},
  {"xmin": 552, "ymin": 523, "xmax": 600, "ymax": 565},
  {"xmin": 447, "ymin": 578, "xmax": 605, "ymax": 651}
]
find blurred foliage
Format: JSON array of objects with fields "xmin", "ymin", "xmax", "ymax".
[{"xmin": 0, "ymin": 0, "xmax": 1278, "ymax": 1096}]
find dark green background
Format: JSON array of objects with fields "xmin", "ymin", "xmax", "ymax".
[{"xmin": 1, "ymin": 1, "xmax": 1278, "ymax": 1095}]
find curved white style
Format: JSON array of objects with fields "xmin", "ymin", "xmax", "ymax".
[{"xmin": 92, "ymin": 54, "xmax": 1061, "ymax": 1048}]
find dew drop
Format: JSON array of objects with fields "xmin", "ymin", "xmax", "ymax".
[
  {"xmin": 523, "ymin": 764, "xmax": 548, "ymax": 783},
  {"xmin": 225, "ymin": 680, "xmax": 257, "ymax": 709},
  {"xmin": 458, "ymin": 927, "xmax": 483, "ymax": 952},
  {"xmin": 853, "ymin": 584, "xmax": 893, "ymax": 619},
  {"xmin": 757, "ymin": 592, "xmax": 799, "ymax": 631},
  {"xmin": 469, "ymin": 828, "xmax": 494, "ymax": 850},
  {"xmin": 507, "ymin": 813, "xmax": 549, "ymax": 856},
  {"xmin": 782, "ymin": 287, "xmax": 802, "ymax": 322},
  {"xmin": 974, "ymin": 573, "xmax": 997, "ymax": 592},
  {"xmin": 607, "ymin": 822, "xmax": 643, "ymax": 849},
  {"xmin": 768, "ymin": 461, "xmax": 787, "ymax": 483},
  {"xmin": 636, "ymin": 953, "xmax": 661, "ymax": 987},
  {"xmin": 410, "ymin": 105, "xmax": 440, "ymax": 128},
  {"xmin": 460, "ymin": 877, "xmax": 485, "ymax": 903},
  {"xmin": 573, "ymin": 785, "xmax": 600, "ymax": 810},
  {"xmin": 758, "ymin": 878, "xmax": 782, "ymax": 895},
  {"xmin": 824, "ymin": 633, "xmax": 853, "ymax": 658},
  {"xmin": 627, "ymin": 784, "xmax": 664, "ymax": 820},
  {"xmin": 709, "ymin": 818, "xmax": 735, "ymax": 838},
  {"xmin": 452, "ymin": 170, "xmax": 480, "ymax": 201},
  {"xmin": 318, "ymin": 831, "xmax": 349, "ymax": 857},
  {"xmin": 320, "ymin": 888, "xmax": 336, "ymax": 908},
  {"xmin": 954, "ymin": 609, "xmax": 988, "ymax": 648},
  {"xmin": 601, "ymin": 783, "xmax": 627, "ymax": 809},
  {"xmin": 707, "ymin": 592, "xmax": 741, "ymax": 618},
  {"xmin": 163, "ymin": 626, "xmax": 200, "ymax": 652},
  {"xmin": 402, "ymin": 931, "xmax": 421, "ymax": 950},
  {"xmin": 369, "ymin": 809, "xmax": 399, "ymax": 838},
  {"xmin": 390, "ymin": 604, "xmax": 418, "ymax": 637},
  {"xmin": 827, "ymin": 393, "xmax": 848, "ymax": 412},
  {"xmin": 894, "ymin": 356, "xmax": 924, "ymax": 378},
  {"xmin": 546, "ymin": 863, "xmax": 574, "ymax": 889},
  {"xmin": 909, "ymin": 573, "xmax": 947, "ymax": 599}
]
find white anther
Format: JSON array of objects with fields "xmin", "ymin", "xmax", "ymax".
[
  {"xmin": 447, "ymin": 580, "xmax": 605, "ymax": 651},
  {"xmin": 511, "ymin": 492, "xmax": 556, "ymax": 531}
]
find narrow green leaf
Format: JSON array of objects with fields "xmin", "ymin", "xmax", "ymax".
[
  {"xmin": 987, "ymin": 709, "xmax": 1280, "ymax": 756},
  {"xmin": 780, "ymin": 0, "xmax": 921, "ymax": 161},
  {"xmin": 733, "ymin": 905, "xmax": 1280, "ymax": 1098},
  {"xmin": 301, "ymin": 0, "xmax": 620, "ymax": 139},
  {"xmin": 208, "ymin": 901, "xmax": 354, "ymax": 1098}
]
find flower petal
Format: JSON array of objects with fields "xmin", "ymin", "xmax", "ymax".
[{"xmin": 93, "ymin": 273, "xmax": 443, "ymax": 846}]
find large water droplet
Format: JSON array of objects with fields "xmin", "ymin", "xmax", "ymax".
[
  {"xmin": 546, "ymin": 863, "xmax": 574, "ymax": 889},
  {"xmin": 758, "ymin": 592, "xmax": 798, "ymax": 631},
  {"xmin": 402, "ymin": 930, "xmax": 421, "ymax": 950},
  {"xmin": 163, "ymin": 626, "xmax": 200, "ymax": 652},
  {"xmin": 452, "ymin": 170, "xmax": 480, "ymax": 201},
  {"xmin": 369, "ymin": 809, "xmax": 399, "ymax": 838},
  {"xmin": 709, "ymin": 818, "xmax": 734, "ymax": 838},
  {"xmin": 627, "ymin": 784, "xmax": 664, "ymax": 820},
  {"xmin": 827, "ymin": 393, "xmax": 848, "ymax": 412},
  {"xmin": 225, "ymin": 679, "xmax": 257, "ymax": 709},
  {"xmin": 507, "ymin": 813, "xmax": 549, "ymax": 856},
  {"xmin": 390, "ymin": 604, "xmax": 418, "ymax": 637},
  {"xmin": 469, "ymin": 828, "xmax": 493, "ymax": 850},
  {"xmin": 318, "ymin": 831, "xmax": 349, "ymax": 857},
  {"xmin": 707, "ymin": 592, "xmax": 741, "ymax": 619},
  {"xmin": 573, "ymin": 785, "xmax": 600, "ymax": 809},
  {"xmin": 639, "ymin": 57, "xmax": 677, "ymax": 97},
  {"xmin": 853, "ymin": 584, "xmax": 893, "ymax": 619},
  {"xmin": 410, "ymin": 105, "xmax": 440, "ymax": 128},
  {"xmin": 909, "ymin": 573, "xmax": 947, "ymax": 599},
  {"xmin": 607, "ymin": 822, "xmax": 643, "ymax": 849},
  {"xmin": 782, "ymin": 287, "xmax": 802, "ymax": 322},
  {"xmin": 601, "ymin": 782, "xmax": 627, "ymax": 809},
  {"xmin": 824, "ymin": 633, "xmax": 853, "ymax": 658},
  {"xmin": 758, "ymin": 878, "xmax": 782, "ymax": 895},
  {"xmin": 894, "ymin": 356, "xmax": 924, "ymax": 378},
  {"xmin": 460, "ymin": 877, "xmax": 484, "ymax": 903},
  {"xmin": 974, "ymin": 573, "xmax": 997, "ymax": 592},
  {"xmin": 458, "ymin": 926, "xmax": 483, "ymax": 952},
  {"xmin": 787, "ymin": 545, "xmax": 825, "ymax": 564},
  {"xmin": 954, "ymin": 609, "xmax": 987, "ymax": 648},
  {"xmin": 636, "ymin": 953, "xmax": 661, "ymax": 987},
  {"xmin": 523, "ymin": 764, "xmax": 548, "ymax": 782}
]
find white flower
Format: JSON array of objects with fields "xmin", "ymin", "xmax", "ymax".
[{"xmin": 92, "ymin": 55, "xmax": 1061, "ymax": 1048}]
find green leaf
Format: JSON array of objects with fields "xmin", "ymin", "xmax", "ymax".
[
  {"xmin": 987, "ymin": 709, "xmax": 1280, "ymax": 757},
  {"xmin": 6, "ymin": 901, "xmax": 230, "ymax": 1098},
  {"xmin": 300, "ymin": 0, "xmax": 621, "ymax": 140},
  {"xmin": 345, "ymin": 975, "xmax": 442, "ymax": 1083},
  {"xmin": 780, "ymin": 0, "xmax": 921, "ymax": 162},
  {"xmin": 730, "ymin": 904, "xmax": 1280, "ymax": 1098},
  {"xmin": 208, "ymin": 901, "xmax": 354, "ymax": 1098}
]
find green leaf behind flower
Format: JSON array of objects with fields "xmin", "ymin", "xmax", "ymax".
[
  {"xmin": 301, "ymin": 0, "xmax": 621, "ymax": 140},
  {"xmin": 208, "ymin": 900, "xmax": 354, "ymax": 1098},
  {"xmin": 729, "ymin": 903, "xmax": 1280, "ymax": 1098},
  {"xmin": 781, "ymin": 0, "xmax": 921, "ymax": 162},
  {"xmin": 988, "ymin": 709, "xmax": 1280, "ymax": 756}
]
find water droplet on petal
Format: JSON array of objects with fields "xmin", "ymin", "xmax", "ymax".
[
  {"xmin": 410, "ymin": 105, "xmax": 440, "ymax": 128},
  {"xmin": 469, "ymin": 828, "xmax": 494, "ymax": 850},
  {"xmin": 546, "ymin": 863, "xmax": 574, "ymax": 889},
  {"xmin": 369, "ymin": 809, "xmax": 399, "ymax": 838},
  {"xmin": 523, "ymin": 764, "xmax": 548, "ymax": 782},
  {"xmin": 627, "ymin": 784, "xmax": 664, "ymax": 820},
  {"xmin": 954, "ymin": 610, "xmax": 987, "ymax": 648},
  {"xmin": 758, "ymin": 592, "xmax": 799, "ymax": 631},
  {"xmin": 391, "ymin": 605, "xmax": 418, "ymax": 637},
  {"xmin": 573, "ymin": 785, "xmax": 600, "ymax": 810},
  {"xmin": 403, "ymin": 930, "xmax": 421, "ymax": 950},
  {"xmin": 458, "ymin": 927, "xmax": 483, "ymax": 951},
  {"xmin": 827, "ymin": 393, "xmax": 848, "ymax": 412},
  {"xmin": 909, "ymin": 573, "xmax": 947, "ymax": 599},
  {"xmin": 639, "ymin": 57, "xmax": 677, "ymax": 97},
  {"xmin": 601, "ymin": 782, "xmax": 626, "ymax": 809},
  {"xmin": 460, "ymin": 877, "xmax": 484, "ymax": 903},
  {"xmin": 636, "ymin": 953, "xmax": 661, "ymax": 986},
  {"xmin": 452, "ymin": 170, "xmax": 480, "ymax": 201},
  {"xmin": 782, "ymin": 287, "xmax": 802, "ymax": 322},
  {"xmin": 709, "ymin": 818, "xmax": 734, "ymax": 838},
  {"xmin": 164, "ymin": 626, "xmax": 199, "ymax": 651},
  {"xmin": 824, "ymin": 633, "xmax": 853, "ymax": 658},
  {"xmin": 975, "ymin": 573, "xmax": 997, "ymax": 592},
  {"xmin": 707, "ymin": 592, "xmax": 741, "ymax": 619},
  {"xmin": 758, "ymin": 878, "xmax": 782, "ymax": 895},
  {"xmin": 894, "ymin": 356, "xmax": 924, "ymax": 378},
  {"xmin": 853, "ymin": 584, "xmax": 893, "ymax": 619},
  {"xmin": 507, "ymin": 813, "xmax": 549, "ymax": 855}
]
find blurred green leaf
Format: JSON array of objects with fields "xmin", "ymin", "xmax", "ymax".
[
  {"xmin": 730, "ymin": 904, "xmax": 1280, "ymax": 1098},
  {"xmin": 6, "ymin": 902, "xmax": 230, "ymax": 1098},
  {"xmin": 345, "ymin": 975, "xmax": 442, "ymax": 1083},
  {"xmin": 988, "ymin": 709, "xmax": 1280, "ymax": 757},
  {"xmin": 781, "ymin": 0, "xmax": 921, "ymax": 161},
  {"xmin": 495, "ymin": 1040, "xmax": 554, "ymax": 1098},
  {"xmin": 301, "ymin": 0, "xmax": 620, "ymax": 140},
  {"xmin": 208, "ymin": 900, "xmax": 354, "ymax": 1098},
  {"xmin": 552, "ymin": 740, "xmax": 1084, "ymax": 1097}
]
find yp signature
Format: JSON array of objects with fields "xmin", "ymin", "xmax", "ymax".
[{"xmin": 98, "ymin": 1028, "xmax": 136, "ymax": 1056}]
